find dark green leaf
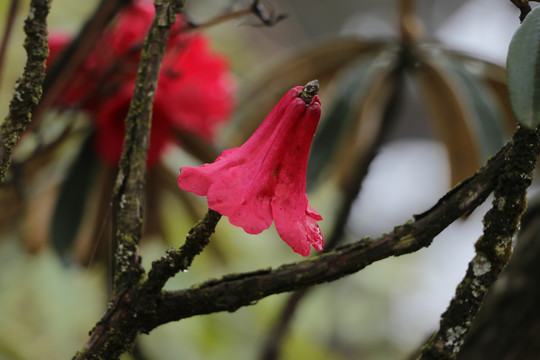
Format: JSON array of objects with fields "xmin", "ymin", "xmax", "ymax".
[
  {"xmin": 51, "ymin": 133, "xmax": 99, "ymax": 263},
  {"xmin": 507, "ymin": 6, "xmax": 540, "ymax": 129}
]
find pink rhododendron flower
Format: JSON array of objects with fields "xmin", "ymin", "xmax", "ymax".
[
  {"xmin": 47, "ymin": 1, "xmax": 235, "ymax": 166},
  {"xmin": 177, "ymin": 82, "xmax": 324, "ymax": 256}
]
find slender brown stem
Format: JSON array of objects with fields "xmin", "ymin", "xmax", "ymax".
[
  {"xmin": 143, "ymin": 209, "xmax": 221, "ymax": 295},
  {"xmin": 188, "ymin": 7, "xmax": 251, "ymax": 29},
  {"xmin": 0, "ymin": 0, "xmax": 19, "ymax": 86},
  {"xmin": 399, "ymin": 0, "xmax": 419, "ymax": 43},
  {"xmin": 186, "ymin": 0, "xmax": 286, "ymax": 29}
]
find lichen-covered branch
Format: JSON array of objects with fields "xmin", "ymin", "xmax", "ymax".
[
  {"xmin": 143, "ymin": 209, "xmax": 221, "ymax": 294},
  {"xmin": 419, "ymin": 125, "xmax": 540, "ymax": 359},
  {"xmin": 0, "ymin": 0, "xmax": 50, "ymax": 183},
  {"xmin": 73, "ymin": 207, "xmax": 219, "ymax": 360},
  {"xmin": 457, "ymin": 200, "xmax": 540, "ymax": 359},
  {"xmin": 111, "ymin": 0, "xmax": 184, "ymax": 294},
  {"xmin": 74, "ymin": 103, "xmax": 514, "ymax": 359},
  {"xmin": 72, "ymin": 1, "xmax": 185, "ymax": 359},
  {"xmin": 140, "ymin": 141, "xmax": 511, "ymax": 330}
]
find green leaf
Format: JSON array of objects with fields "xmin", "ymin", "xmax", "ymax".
[
  {"xmin": 441, "ymin": 51, "xmax": 511, "ymax": 161},
  {"xmin": 507, "ymin": 6, "xmax": 540, "ymax": 129},
  {"xmin": 51, "ymin": 133, "xmax": 99, "ymax": 263}
]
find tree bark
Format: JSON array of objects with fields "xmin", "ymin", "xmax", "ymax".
[{"xmin": 457, "ymin": 203, "xmax": 540, "ymax": 359}]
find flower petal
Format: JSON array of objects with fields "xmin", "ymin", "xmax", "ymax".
[
  {"xmin": 178, "ymin": 90, "xmax": 306, "ymax": 234},
  {"xmin": 177, "ymin": 147, "xmax": 240, "ymax": 196},
  {"xmin": 207, "ymin": 165, "xmax": 274, "ymax": 234},
  {"xmin": 206, "ymin": 98, "xmax": 307, "ymax": 233},
  {"xmin": 271, "ymin": 99, "xmax": 324, "ymax": 256},
  {"xmin": 272, "ymin": 194, "xmax": 324, "ymax": 256},
  {"xmin": 306, "ymin": 202, "xmax": 323, "ymax": 221}
]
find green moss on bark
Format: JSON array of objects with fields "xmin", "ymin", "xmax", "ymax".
[
  {"xmin": 0, "ymin": 0, "xmax": 50, "ymax": 182},
  {"xmin": 420, "ymin": 126, "xmax": 540, "ymax": 359}
]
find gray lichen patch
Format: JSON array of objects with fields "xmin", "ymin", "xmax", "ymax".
[{"xmin": 472, "ymin": 252, "xmax": 492, "ymax": 277}]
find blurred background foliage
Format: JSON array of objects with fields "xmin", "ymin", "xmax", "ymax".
[{"xmin": 0, "ymin": 0, "xmax": 530, "ymax": 359}]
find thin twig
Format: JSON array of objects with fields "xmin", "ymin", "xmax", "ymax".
[
  {"xmin": 187, "ymin": 7, "xmax": 252, "ymax": 29},
  {"xmin": 186, "ymin": 0, "xmax": 286, "ymax": 29},
  {"xmin": 0, "ymin": 0, "xmax": 50, "ymax": 182},
  {"xmin": 0, "ymin": 0, "xmax": 20, "ymax": 86},
  {"xmin": 143, "ymin": 209, "xmax": 221, "ymax": 295}
]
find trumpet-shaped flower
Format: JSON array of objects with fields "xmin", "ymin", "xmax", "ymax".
[{"xmin": 177, "ymin": 82, "xmax": 324, "ymax": 256}]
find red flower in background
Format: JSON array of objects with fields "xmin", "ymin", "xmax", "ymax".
[
  {"xmin": 47, "ymin": 1, "xmax": 235, "ymax": 166},
  {"xmin": 177, "ymin": 83, "xmax": 324, "ymax": 256}
]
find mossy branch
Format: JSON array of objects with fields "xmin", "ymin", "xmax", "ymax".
[
  {"xmin": 143, "ymin": 208, "xmax": 222, "ymax": 295},
  {"xmin": 110, "ymin": 0, "xmax": 184, "ymax": 294},
  {"xmin": 74, "ymin": 1, "xmax": 186, "ymax": 359},
  {"xmin": 0, "ymin": 0, "xmax": 50, "ymax": 183},
  {"xmin": 74, "ymin": 98, "xmax": 519, "ymax": 359},
  {"xmin": 457, "ymin": 200, "xmax": 540, "ymax": 359},
  {"xmin": 140, "ymin": 141, "xmax": 511, "ymax": 330},
  {"xmin": 419, "ymin": 125, "xmax": 540, "ymax": 359}
]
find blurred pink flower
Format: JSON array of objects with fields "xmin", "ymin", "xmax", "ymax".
[
  {"xmin": 47, "ymin": 1, "xmax": 235, "ymax": 166},
  {"xmin": 177, "ymin": 85, "xmax": 324, "ymax": 256}
]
